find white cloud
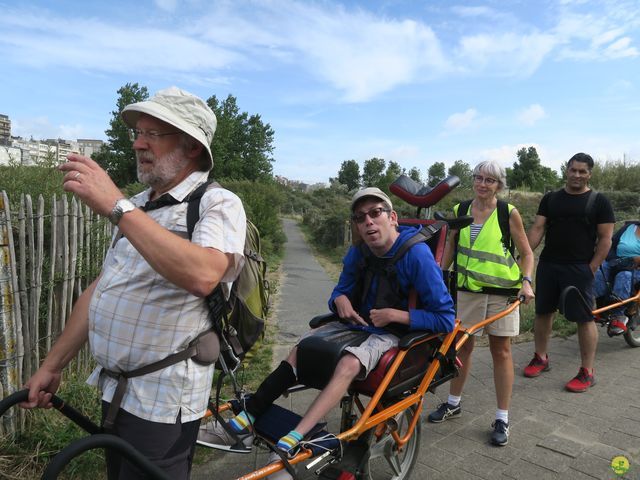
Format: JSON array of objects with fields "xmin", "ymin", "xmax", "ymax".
[
  {"xmin": 456, "ymin": 32, "xmax": 557, "ymax": 77},
  {"xmin": 444, "ymin": 109, "xmax": 479, "ymax": 132},
  {"xmin": 555, "ymin": 7, "xmax": 640, "ymax": 61},
  {"xmin": 154, "ymin": 0, "xmax": 177, "ymax": 12},
  {"xmin": 12, "ymin": 116, "xmax": 88, "ymax": 141},
  {"xmin": 479, "ymin": 143, "xmax": 547, "ymax": 168},
  {"xmin": 0, "ymin": 8, "xmax": 240, "ymax": 74},
  {"xmin": 201, "ymin": 1, "xmax": 451, "ymax": 102},
  {"xmin": 518, "ymin": 104, "xmax": 546, "ymax": 126}
]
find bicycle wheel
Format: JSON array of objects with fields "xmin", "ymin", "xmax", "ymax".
[
  {"xmin": 360, "ymin": 405, "xmax": 420, "ymax": 480},
  {"xmin": 624, "ymin": 312, "xmax": 640, "ymax": 347}
]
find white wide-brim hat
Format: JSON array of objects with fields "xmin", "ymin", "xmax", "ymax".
[{"xmin": 121, "ymin": 86, "xmax": 217, "ymax": 171}]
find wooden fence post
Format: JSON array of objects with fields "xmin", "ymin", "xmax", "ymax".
[{"xmin": 0, "ymin": 191, "xmax": 22, "ymax": 434}]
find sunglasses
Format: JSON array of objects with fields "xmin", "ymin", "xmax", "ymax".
[{"xmin": 351, "ymin": 207, "xmax": 391, "ymax": 224}]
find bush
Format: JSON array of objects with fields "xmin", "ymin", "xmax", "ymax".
[{"xmin": 220, "ymin": 179, "xmax": 287, "ymax": 258}]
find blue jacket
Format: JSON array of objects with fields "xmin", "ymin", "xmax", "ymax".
[{"xmin": 329, "ymin": 225, "xmax": 455, "ymax": 333}]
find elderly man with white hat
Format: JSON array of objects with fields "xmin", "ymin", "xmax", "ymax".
[{"xmin": 21, "ymin": 87, "xmax": 247, "ymax": 479}]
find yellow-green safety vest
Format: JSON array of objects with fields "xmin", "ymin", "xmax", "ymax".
[{"xmin": 455, "ymin": 202, "xmax": 522, "ymax": 294}]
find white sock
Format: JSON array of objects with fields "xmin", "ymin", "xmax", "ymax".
[
  {"xmin": 447, "ymin": 394, "xmax": 461, "ymax": 407},
  {"xmin": 496, "ymin": 409, "xmax": 509, "ymax": 424}
]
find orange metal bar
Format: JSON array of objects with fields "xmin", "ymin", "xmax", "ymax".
[
  {"xmin": 592, "ymin": 290, "xmax": 640, "ymax": 316},
  {"xmin": 455, "ymin": 299, "xmax": 522, "ymax": 351}
]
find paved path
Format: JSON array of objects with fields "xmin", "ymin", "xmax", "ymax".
[{"xmin": 194, "ymin": 219, "xmax": 640, "ymax": 480}]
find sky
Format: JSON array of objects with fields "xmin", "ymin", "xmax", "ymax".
[{"xmin": 1, "ymin": 0, "xmax": 639, "ymax": 185}]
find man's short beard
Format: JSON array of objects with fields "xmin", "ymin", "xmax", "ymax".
[{"xmin": 136, "ymin": 147, "xmax": 190, "ymax": 190}]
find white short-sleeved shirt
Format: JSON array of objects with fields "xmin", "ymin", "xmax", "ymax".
[{"xmin": 86, "ymin": 171, "xmax": 246, "ymax": 423}]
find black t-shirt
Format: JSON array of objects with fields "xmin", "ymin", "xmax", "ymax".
[{"xmin": 539, "ymin": 189, "xmax": 615, "ymax": 263}]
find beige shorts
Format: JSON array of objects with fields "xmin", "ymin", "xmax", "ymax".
[
  {"xmin": 456, "ymin": 291, "xmax": 519, "ymax": 337},
  {"xmin": 298, "ymin": 322, "xmax": 398, "ymax": 378}
]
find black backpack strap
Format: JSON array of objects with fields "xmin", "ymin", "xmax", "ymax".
[
  {"xmin": 101, "ymin": 341, "xmax": 200, "ymax": 430},
  {"xmin": 389, "ymin": 222, "xmax": 444, "ymax": 265},
  {"xmin": 496, "ymin": 200, "xmax": 513, "ymax": 256},
  {"xmin": 584, "ymin": 190, "xmax": 598, "ymax": 225},
  {"xmin": 457, "ymin": 200, "xmax": 472, "ymax": 218},
  {"xmin": 186, "ymin": 180, "xmax": 217, "ymax": 239}
]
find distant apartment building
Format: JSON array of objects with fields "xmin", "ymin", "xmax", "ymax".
[
  {"xmin": 1, "ymin": 112, "xmax": 104, "ymax": 165},
  {"xmin": 77, "ymin": 139, "xmax": 104, "ymax": 158},
  {"xmin": 0, "ymin": 114, "xmax": 10, "ymax": 146},
  {"xmin": 0, "ymin": 145, "xmax": 23, "ymax": 165}
]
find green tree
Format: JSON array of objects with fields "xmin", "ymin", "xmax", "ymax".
[
  {"xmin": 408, "ymin": 167, "xmax": 422, "ymax": 183},
  {"xmin": 381, "ymin": 161, "xmax": 404, "ymax": 189},
  {"xmin": 207, "ymin": 95, "xmax": 274, "ymax": 180},
  {"xmin": 427, "ymin": 161, "xmax": 446, "ymax": 186},
  {"xmin": 362, "ymin": 157, "xmax": 386, "ymax": 187},
  {"xmin": 507, "ymin": 146, "xmax": 559, "ymax": 191},
  {"xmin": 447, "ymin": 159, "xmax": 473, "ymax": 188},
  {"xmin": 337, "ymin": 159, "xmax": 361, "ymax": 190},
  {"xmin": 93, "ymin": 83, "xmax": 149, "ymax": 187}
]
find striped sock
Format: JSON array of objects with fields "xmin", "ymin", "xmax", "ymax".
[
  {"xmin": 229, "ymin": 411, "xmax": 255, "ymax": 433},
  {"xmin": 277, "ymin": 430, "xmax": 303, "ymax": 452}
]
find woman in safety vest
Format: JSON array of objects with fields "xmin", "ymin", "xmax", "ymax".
[{"xmin": 427, "ymin": 160, "xmax": 535, "ymax": 446}]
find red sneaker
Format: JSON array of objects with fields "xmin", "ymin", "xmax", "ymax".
[
  {"xmin": 565, "ymin": 367, "xmax": 595, "ymax": 393},
  {"xmin": 523, "ymin": 353, "xmax": 550, "ymax": 377}
]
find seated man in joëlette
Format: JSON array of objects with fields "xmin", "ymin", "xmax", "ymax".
[{"xmin": 197, "ymin": 187, "xmax": 455, "ymax": 459}]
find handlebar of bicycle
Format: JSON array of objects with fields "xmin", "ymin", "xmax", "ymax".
[{"xmin": 455, "ymin": 296, "xmax": 524, "ymax": 352}]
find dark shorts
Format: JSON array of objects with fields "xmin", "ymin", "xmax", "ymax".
[
  {"xmin": 535, "ymin": 260, "xmax": 595, "ymax": 322},
  {"xmin": 101, "ymin": 402, "xmax": 200, "ymax": 480}
]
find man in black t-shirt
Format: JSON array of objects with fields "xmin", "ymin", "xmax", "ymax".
[{"xmin": 524, "ymin": 153, "xmax": 614, "ymax": 392}]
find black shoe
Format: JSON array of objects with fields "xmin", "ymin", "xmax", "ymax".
[
  {"xmin": 427, "ymin": 402, "xmax": 461, "ymax": 423},
  {"xmin": 490, "ymin": 419, "xmax": 509, "ymax": 446}
]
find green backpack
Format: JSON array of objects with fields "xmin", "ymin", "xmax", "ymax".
[{"xmin": 187, "ymin": 181, "xmax": 270, "ymax": 360}]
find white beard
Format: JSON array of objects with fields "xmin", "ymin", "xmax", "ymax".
[{"xmin": 136, "ymin": 147, "xmax": 190, "ymax": 191}]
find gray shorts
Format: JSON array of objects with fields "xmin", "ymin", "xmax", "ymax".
[
  {"xmin": 298, "ymin": 322, "xmax": 398, "ymax": 378},
  {"xmin": 456, "ymin": 291, "xmax": 520, "ymax": 337}
]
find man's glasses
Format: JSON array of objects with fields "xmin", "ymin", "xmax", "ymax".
[
  {"xmin": 351, "ymin": 207, "xmax": 391, "ymax": 224},
  {"xmin": 128, "ymin": 128, "xmax": 181, "ymax": 143},
  {"xmin": 473, "ymin": 174, "xmax": 498, "ymax": 186}
]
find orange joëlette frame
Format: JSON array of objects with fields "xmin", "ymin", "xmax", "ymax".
[{"xmin": 209, "ymin": 299, "xmax": 523, "ymax": 480}]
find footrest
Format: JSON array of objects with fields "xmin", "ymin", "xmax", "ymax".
[{"xmin": 231, "ymin": 401, "xmax": 340, "ymax": 456}]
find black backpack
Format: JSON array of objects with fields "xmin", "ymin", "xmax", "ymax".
[{"xmin": 546, "ymin": 189, "xmax": 599, "ymax": 230}]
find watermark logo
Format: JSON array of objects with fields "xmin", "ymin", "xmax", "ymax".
[{"xmin": 610, "ymin": 455, "xmax": 630, "ymax": 476}]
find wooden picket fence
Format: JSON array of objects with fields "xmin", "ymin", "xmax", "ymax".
[{"xmin": 0, "ymin": 191, "xmax": 112, "ymax": 435}]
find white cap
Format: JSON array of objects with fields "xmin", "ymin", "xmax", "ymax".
[{"xmin": 351, "ymin": 187, "xmax": 393, "ymax": 211}]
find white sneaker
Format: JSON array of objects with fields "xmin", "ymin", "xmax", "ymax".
[
  {"xmin": 196, "ymin": 420, "xmax": 253, "ymax": 453},
  {"xmin": 265, "ymin": 451, "xmax": 294, "ymax": 480}
]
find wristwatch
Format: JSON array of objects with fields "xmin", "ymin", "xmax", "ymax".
[
  {"xmin": 522, "ymin": 276, "xmax": 533, "ymax": 284},
  {"xmin": 108, "ymin": 198, "xmax": 136, "ymax": 225}
]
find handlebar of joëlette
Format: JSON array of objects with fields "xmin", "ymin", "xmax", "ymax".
[
  {"xmin": 1, "ymin": 389, "xmax": 171, "ymax": 480},
  {"xmin": 390, "ymin": 174, "xmax": 460, "ymax": 209},
  {"xmin": 0, "ymin": 389, "xmax": 101, "ymax": 434}
]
